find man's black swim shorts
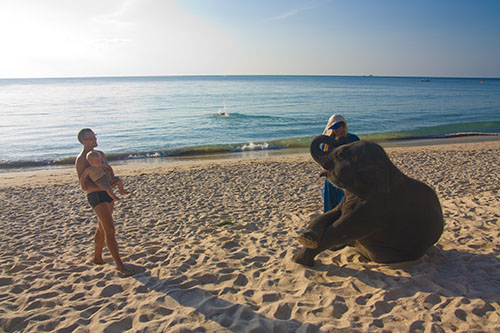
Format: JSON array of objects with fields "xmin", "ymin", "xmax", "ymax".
[{"xmin": 87, "ymin": 191, "xmax": 113, "ymax": 208}]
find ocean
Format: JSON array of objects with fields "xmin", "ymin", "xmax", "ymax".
[{"xmin": 1, "ymin": 75, "xmax": 499, "ymax": 170}]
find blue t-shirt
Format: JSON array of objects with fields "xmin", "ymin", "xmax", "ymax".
[{"xmin": 322, "ymin": 133, "xmax": 360, "ymax": 212}]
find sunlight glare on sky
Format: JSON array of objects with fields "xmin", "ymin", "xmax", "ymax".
[{"xmin": 0, "ymin": 0, "xmax": 499, "ymax": 78}]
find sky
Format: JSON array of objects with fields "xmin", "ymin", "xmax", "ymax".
[{"xmin": 0, "ymin": 0, "xmax": 499, "ymax": 78}]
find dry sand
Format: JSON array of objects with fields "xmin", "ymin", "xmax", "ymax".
[{"xmin": 0, "ymin": 140, "xmax": 499, "ymax": 332}]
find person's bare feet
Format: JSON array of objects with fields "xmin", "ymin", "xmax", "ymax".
[
  {"xmin": 93, "ymin": 257, "xmax": 105, "ymax": 265},
  {"xmin": 119, "ymin": 190, "xmax": 130, "ymax": 195},
  {"xmin": 117, "ymin": 265, "xmax": 135, "ymax": 277}
]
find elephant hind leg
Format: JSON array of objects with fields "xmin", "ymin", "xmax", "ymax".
[
  {"xmin": 355, "ymin": 242, "xmax": 424, "ymax": 263},
  {"xmin": 328, "ymin": 243, "xmax": 348, "ymax": 251}
]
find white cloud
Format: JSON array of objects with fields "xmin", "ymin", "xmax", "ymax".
[
  {"xmin": 266, "ymin": 1, "xmax": 324, "ymax": 22},
  {"xmin": 268, "ymin": 8, "xmax": 302, "ymax": 21}
]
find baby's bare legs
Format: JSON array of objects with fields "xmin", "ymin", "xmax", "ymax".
[
  {"xmin": 113, "ymin": 177, "xmax": 129, "ymax": 195},
  {"xmin": 117, "ymin": 181, "xmax": 129, "ymax": 195}
]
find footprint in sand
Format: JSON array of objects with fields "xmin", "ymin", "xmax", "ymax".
[
  {"xmin": 27, "ymin": 291, "xmax": 59, "ymax": 302},
  {"xmin": 24, "ymin": 300, "xmax": 42, "ymax": 311},
  {"xmin": 331, "ymin": 301, "xmax": 349, "ymax": 319},
  {"xmin": 80, "ymin": 306, "xmax": 101, "ymax": 319},
  {"xmin": 423, "ymin": 293, "xmax": 442, "ymax": 309},
  {"xmin": 0, "ymin": 277, "xmax": 13, "ymax": 286},
  {"xmin": 6, "ymin": 262, "xmax": 27, "ymax": 273},
  {"xmin": 154, "ymin": 307, "xmax": 174, "ymax": 316},
  {"xmin": 222, "ymin": 240, "xmax": 239, "ymax": 249},
  {"xmin": 371, "ymin": 300, "xmax": 395, "ymax": 317},
  {"xmin": 330, "ymin": 296, "xmax": 349, "ymax": 319},
  {"xmin": 455, "ymin": 309, "xmax": 467, "ymax": 321},
  {"xmin": 409, "ymin": 320, "xmax": 425, "ymax": 331},
  {"xmin": 261, "ymin": 293, "xmax": 281, "ymax": 302},
  {"xmin": 100, "ymin": 284, "xmax": 124, "ymax": 297},
  {"xmin": 472, "ymin": 301, "xmax": 495, "ymax": 317},
  {"xmin": 233, "ymin": 273, "xmax": 248, "ymax": 287},
  {"xmin": 193, "ymin": 273, "xmax": 218, "ymax": 284},
  {"xmin": 355, "ymin": 293, "xmax": 373, "ymax": 305},
  {"xmin": 102, "ymin": 317, "xmax": 133, "ymax": 332},
  {"xmin": 273, "ymin": 302, "xmax": 292, "ymax": 320}
]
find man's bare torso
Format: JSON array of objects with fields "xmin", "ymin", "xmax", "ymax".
[{"xmin": 76, "ymin": 149, "xmax": 110, "ymax": 193}]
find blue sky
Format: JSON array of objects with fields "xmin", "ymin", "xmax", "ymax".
[{"xmin": 0, "ymin": 0, "xmax": 499, "ymax": 78}]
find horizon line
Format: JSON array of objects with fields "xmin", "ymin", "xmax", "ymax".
[{"xmin": 0, "ymin": 74, "xmax": 498, "ymax": 80}]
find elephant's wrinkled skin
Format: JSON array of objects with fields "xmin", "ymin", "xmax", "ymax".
[{"xmin": 293, "ymin": 136, "xmax": 444, "ymax": 266}]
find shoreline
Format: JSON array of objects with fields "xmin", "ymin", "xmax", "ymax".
[
  {"xmin": 1, "ymin": 134, "xmax": 499, "ymax": 177},
  {"xmin": 378, "ymin": 132, "xmax": 500, "ymax": 147},
  {"xmin": 0, "ymin": 136, "xmax": 499, "ymax": 191}
]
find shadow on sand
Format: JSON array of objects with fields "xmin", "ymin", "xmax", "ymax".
[
  {"xmin": 310, "ymin": 245, "xmax": 500, "ymax": 304},
  {"xmin": 131, "ymin": 270, "xmax": 317, "ymax": 332}
]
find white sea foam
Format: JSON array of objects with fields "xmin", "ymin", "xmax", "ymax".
[
  {"xmin": 217, "ymin": 103, "xmax": 229, "ymax": 117},
  {"xmin": 238, "ymin": 142, "xmax": 269, "ymax": 151}
]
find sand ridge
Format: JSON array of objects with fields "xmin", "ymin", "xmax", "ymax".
[{"xmin": 0, "ymin": 141, "xmax": 499, "ymax": 331}]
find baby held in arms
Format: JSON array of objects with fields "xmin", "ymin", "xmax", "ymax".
[{"xmin": 80, "ymin": 151, "xmax": 129, "ymax": 201}]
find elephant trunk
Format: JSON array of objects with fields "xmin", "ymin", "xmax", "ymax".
[{"xmin": 310, "ymin": 135, "xmax": 339, "ymax": 170}]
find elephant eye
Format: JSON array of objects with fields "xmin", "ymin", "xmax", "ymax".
[{"xmin": 337, "ymin": 151, "xmax": 345, "ymax": 159}]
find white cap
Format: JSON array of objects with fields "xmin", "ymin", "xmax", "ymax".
[{"xmin": 323, "ymin": 114, "xmax": 346, "ymax": 135}]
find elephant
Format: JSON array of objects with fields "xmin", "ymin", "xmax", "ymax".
[{"xmin": 293, "ymin": 136, "xmax": 444, "ymax": 266}]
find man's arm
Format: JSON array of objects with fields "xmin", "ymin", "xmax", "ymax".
[
  {"xmin": 79, "ymin": 168, "xmax": 90, "ymax": 190},
  {"xmin": 75, "ymin": 153, "xmax": 87, "ymax": 179}
]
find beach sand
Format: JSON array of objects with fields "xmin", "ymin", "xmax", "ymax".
[{"xmin": 1, "ymin": 140, "xmax": 499, "ymax": 332}]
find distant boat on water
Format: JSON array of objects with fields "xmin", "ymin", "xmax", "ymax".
[{"xmin": 421, "ymin": 79, "xmax": 432, "ymax": 82}]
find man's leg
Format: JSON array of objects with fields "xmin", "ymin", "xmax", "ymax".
[
  {"xmin": 93, "ymin": 202, "xmax": 134, "ymax": 276},
  {"xmin": 93, "ymin": 222, "xmax": 105, "ymax": 264}
]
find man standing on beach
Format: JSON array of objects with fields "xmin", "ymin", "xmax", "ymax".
[{"xmin": 76, "ymin": 128, "xmax": 134, "ymax": 277}]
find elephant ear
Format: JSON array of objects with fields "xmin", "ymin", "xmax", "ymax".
[{"xmin": 358, "ymin": 164, "xmax": 391, "ymax": 194}]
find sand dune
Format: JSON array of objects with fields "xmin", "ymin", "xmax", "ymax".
[{"xmin": 1, "ymin": 141, "xmax": 499, "ymax": 332}]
